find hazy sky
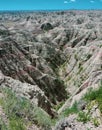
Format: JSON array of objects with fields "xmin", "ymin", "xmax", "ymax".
[{"xmin": 0, "ymin": 0, "xmax": 102, "ymax": 10}]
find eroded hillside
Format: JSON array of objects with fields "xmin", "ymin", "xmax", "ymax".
[{"xmin": 0, "ymin": 11, "xmax": 102, "ymax": 130}]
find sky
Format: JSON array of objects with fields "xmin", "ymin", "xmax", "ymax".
[{"xmin": 0, "ymin": 0, "xmax": 102, "ymax": 10}]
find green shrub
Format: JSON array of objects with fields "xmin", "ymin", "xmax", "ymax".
[
  {"xmin": 33, "ymin": 107, "xmax": 51, "ymax": 129},
  {"xmin": 9, "ymin": 116, "xmax": 26, "ymax": 130},
  {"xmin": 62, "ymin": 102, "xmax": 79, "ymax": 116},
  {"xmin": 84, "ymin": 82, "xmax": 102, "ymax": 113},
  {"xmin": 0, "ymin": 118, "xmax": 8, "ymax": 130},
  {"xmin": 77, "ymin": 111, "xmax": 91, "ymax": 123},
  {"xmin": 92, "ymin": 118, "xmax": 100, "ymax": 127}
]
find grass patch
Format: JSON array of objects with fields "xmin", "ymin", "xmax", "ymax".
[
  {"xmin": 92, "ymin": 118, "xmax": 100, "ymax": 127},
  {"xmin": 0, "ymin": 87, "xmax": 52, "ymax": 130},
  {"xmin": 9, "ymin": 116, "xmax": 25, "ymax": 130},
  {"xmin": 0, "ymin": 118, "xmax": 8, "ymax": 130},
  {"xmin": 84, "ymin": 82, "xmax": 102, "ymax": 113},
  {"xmin": 62, "ymin": 102, "xmax": 79, "ymax": 116},
  {"xmin": 77, "ymin": 111, "xmax": 91, "ymax": 123}
]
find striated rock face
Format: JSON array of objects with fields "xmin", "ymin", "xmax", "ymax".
[
  {"xmin": 0, "ymin": 10, "xmax": 102, "ymax": 129},
  {"xmin": 0, "ymin": 71, "xmax": 53, "ymax": 115},
  {"xmin": 0, "ymin": 12, "xmax": 68, "ymax": 118},
  {"xmin": 0, "ymin": 39, "xmax": 67, "ymax": 117}
]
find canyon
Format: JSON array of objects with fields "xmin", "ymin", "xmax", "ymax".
[{"xmin": 0, "ymin": 10, "xmax": 102, "ymax": 130}]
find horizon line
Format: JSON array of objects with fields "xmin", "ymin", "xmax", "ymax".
[{"xmin": 0, "ymin": 9, "xmax": 102, "ymax": 12}]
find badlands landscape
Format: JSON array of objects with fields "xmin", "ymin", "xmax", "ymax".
[{"xmin": 0, "ymin": 10, "xmax": 102, "ymax": 130}]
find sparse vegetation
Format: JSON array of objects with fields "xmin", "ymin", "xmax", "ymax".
[
  {"xmin": 84, "ymin": 82, "xmax": 102, "ymax": 113},
  {"xmin": 62, "ymin": 102, "xmax": 79, "ymax": 116},
  {"xmin": 0, "ymin": 87, "xmax": 52, "ymax": 130},
  {"xmin": 77, "ymin": 111, "xmax": 91, "ymax": 123},
  {"xmin": 86, "ymin": 54, "xmax": 92, "ymax": 60},
  {"xmin": 78, "ymin": 65, "xmax": 83, "ymax": 74},
  {"xmin": 0, "ymin": 118, "xmax": 8, "ymax": 130},
  {"xmin": 92, "ymin": 118, "xmax": 100, "ymax": 127}
]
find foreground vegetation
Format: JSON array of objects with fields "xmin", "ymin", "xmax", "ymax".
[
  {"xmin": 59, "ymin": 81, "xmax": 102, "ymax": 125},
  {"xmin": 0, "ymin": 81, "xmax": 102, "ymax": 130},
  {"xmin": 0, "ymin": 87, "xmax": 52, "ymax": 130},
  {"xmin": 84, "ymin": 82, "xmax": 102, "ymax": 113}
]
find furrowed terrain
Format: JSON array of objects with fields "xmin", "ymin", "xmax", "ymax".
[{"xmin": 0, "ymin": 11, "xmax": 102, "ymax": 130}]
